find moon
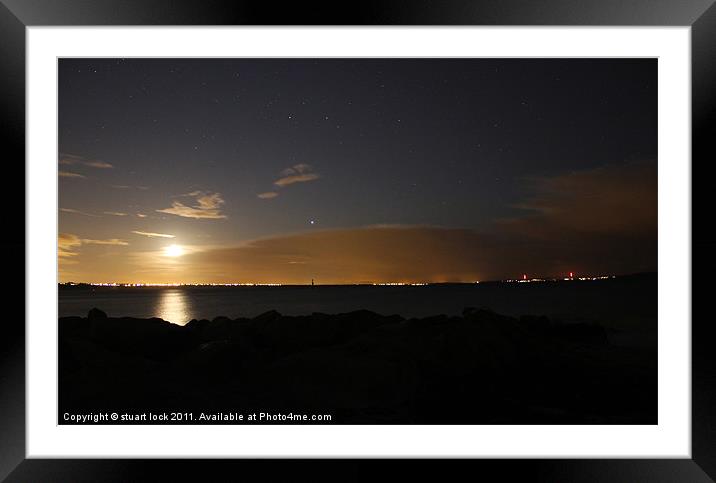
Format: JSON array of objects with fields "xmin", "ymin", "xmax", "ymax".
[{"xmin": 164, "ymin": 244, "xmax": 184, "ymax": 257}]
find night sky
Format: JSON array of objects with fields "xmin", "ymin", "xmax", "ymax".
[{"xmin": 58, "ymin": 59, "xmax": 657, "ymax": 284}]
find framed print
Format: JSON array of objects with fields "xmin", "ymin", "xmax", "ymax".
[{"xmin": 2, "ymin": 0, "xmax": 715, "ymax": 481}]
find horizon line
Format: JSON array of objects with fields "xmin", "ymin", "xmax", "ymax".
[{"xmin": 58, "ymin": 272, "xmax": 658, "ymax": 287}]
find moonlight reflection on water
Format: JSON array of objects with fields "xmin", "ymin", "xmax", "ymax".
[{"xmin": 155, "ymin": 289, "xmax": 192, "ymax": 325}]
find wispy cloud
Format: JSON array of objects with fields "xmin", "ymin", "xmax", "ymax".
[
  {"xmin": 257, "ymin": 191, "xmax": 279, "ymax": 199},
  {"xmin": 58, "ymin": 154, "xmax": 84, "ymax": 165},
  {"xmin": 59, "ymin": 154, "xmax": 113, "ymax": 169},
  {"xmin": 274, "ymin": 163, "xmax": 320, "ymax": 187},
  {"xmin": 59, "ymin": 171, "xmax": 86, "ymax": 179},
  {"xmin": 104, "ymin": 211, "xmax": 127, "ymax": 217},
  {"xmin": 131, "ymin": 230, "xmax": 175, "ymax": 239},
  {"xmin": 60, "ymin": 208, "xmax": 100, "ymax": 217},
  {"xmin": 136, "ymin": 213, "xmax": 147, "ymax": 218},
  {"xmin": 280, "ymin": 163, "xmax": 311, "ymax": 177},
  {"xmin": 111, "ymin": 185, "xmax": 150, "ymax": 190},
  {"xmin": 82, "ymin": 238, "xmax": 129, "ymax": 246},
  {"xmin": 84, "ymin": 160, "xmax": 113, "ymax": 169},
  {"xmin": 58, "ymin": 233, "xmax": 82, "ymax": 258},
  {"xmin": 156, "ymin": 191, "xmax": 226, "ymax": 219},
  {"xmin": 59, "ymin": 233, "xmax": 129, "ymax": 260},
  {"xmin": 498, "ymin": 161, "xmax": 657, "ymax": 239}
]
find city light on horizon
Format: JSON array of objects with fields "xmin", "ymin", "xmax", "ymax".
[{"xmin": 59, "ymin": 273, "xmax": 620, "ymax": 287}]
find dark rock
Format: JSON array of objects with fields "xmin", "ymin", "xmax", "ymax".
[
  {"xmin": 406, "ymin": 314, "xmax": 448, "ymax": 327},
  {"xmin": 58, "ymin": 316, "xmax": 88, "ymax": 338},
  {"xmin": 198, "ymin": 340, "xmax": 231, "ymax": 352},
  {"xmin": 554, "ymin": 322, "xmax": 608, "ymax": 345},
  {"xmin": 462, "ymin": 306, "xmax": 494, "ymax": 318},
  {"xmin": 87, "ymin": 307, "xmax": 107, "ymax": 320},
  {"xmin": 203, "ymin": 316, "xmax": 242, "ymax": 342},
  {"xmin": 520, "ymin": 314, "xmax": 551, "ymax": 326},
  {"xmin": 84, "ymin": 315, "xmax": 199, "ymax": 361},
  {"xmin": 252, "ymin": 310, "xmax": 282, "ymax": 323},
  {"xmin": 58, "ymin": 304, "xmax": 654, "ymax": 424}
]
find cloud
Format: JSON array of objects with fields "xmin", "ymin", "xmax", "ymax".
[
  {"xmin": 136, "ymin": 213, "xmax": 147, "ymax": 218},
  {"xmin": 59, "ymin": 171, "xmax": 86, "ymax": 179},
  {"xmin": 81, "ymin": 238, "xmax": 129, "ymax": 246},
  {"xmin": 258, "ymin": 191, "xmax": 279, "ymax": 199},
  {"xmin": 60, "ymin": 208, "xmax": 99, "ymax": 217},
  {"xmin": 499, "ymin": 161, "xmax": 657, "ymax": 239},
  {"xmin": 274, "ymin": 173, "xmax": 320, "ymax": 187},
  {"xmin": 111, "ymin": 185, "xmax": 150, "ymax": 190},
  {"xmin": 487, "ymin": 161, "xmax": 658, "ymax": 276},
  {"xmin": 156, "ymin": 191, "xmax": 226, "ymax": 219},
  {"xmin": 59, "ymin": 154, "xmax": 113, "ymax": 169},
  {"xmin": 104, "ymin": 211, "xmax": 127, "ymax": 217},
  {"xmin": 131, "ymin": 230, "xmax": 175, "ymax": 238},
  {"xmin": 274, "ymin": 163, "xmax": 320, "ymax": 187},
  {"xmin": 280, "ymin": 163, "xmax": 312, "ymax": 177},
  {"xmin": 59, "ymin": 233, "xmax": 128, "ymax": 260},
  {"xmin": 58, "ymin": 233, "xmax": 82, "ymax": 258},
  {"xmin": 58, "ymin": 154, "xmax": 82, "ymax": 164},
  {"xmin": 176, "ymin": 226, "xmax": 528, "ymax": 284},
  {"xmin": 180, "ymin": 214, "xmax": 656, "ymax": 284},
  {"xmin": 84, "ymin": 160, "xmax": 113, "ymax": 169}
]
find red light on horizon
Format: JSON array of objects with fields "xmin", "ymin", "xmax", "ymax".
[
  {"xmin": 523, "ymin": 274, "xmax": 527, "ymax": 280},
  {"xmin": 569, "ymin": 272, "xmax": 574, "ymax": 278}
]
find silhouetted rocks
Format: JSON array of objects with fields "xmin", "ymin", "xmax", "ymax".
[
  {"xmin": 87, "ymin": 307, "xmax": 107, "ymax": 320},
  {"xmin": 59, "ymin": 307, "xmax": 655, "ymax": 424},
  {"xmin": 252, "ymin": 309, "xmax": 282, "ymax": 324}
]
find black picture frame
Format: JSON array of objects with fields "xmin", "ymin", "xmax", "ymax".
[{"xmin": 2, "ymin": 1, "xmax": 714, "ymax": 481}]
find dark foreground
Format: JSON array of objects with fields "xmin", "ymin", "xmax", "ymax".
[{"xmin": 59, "ymin": 307, "xmax": 656, "ymax": 424}]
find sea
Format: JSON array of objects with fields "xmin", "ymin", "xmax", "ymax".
[{"xmin": 59, "ymin": 274, "xmax": 656, "ymax": 330}]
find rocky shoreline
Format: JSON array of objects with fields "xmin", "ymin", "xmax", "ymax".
[{"xmin": 59, "ymin": 307, "xmax": 656, "ymax": 424}]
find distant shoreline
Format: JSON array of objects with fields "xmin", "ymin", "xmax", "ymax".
[{"xmin": 58, "ymin": 272, "xmax": 655, "ymax": 288}]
